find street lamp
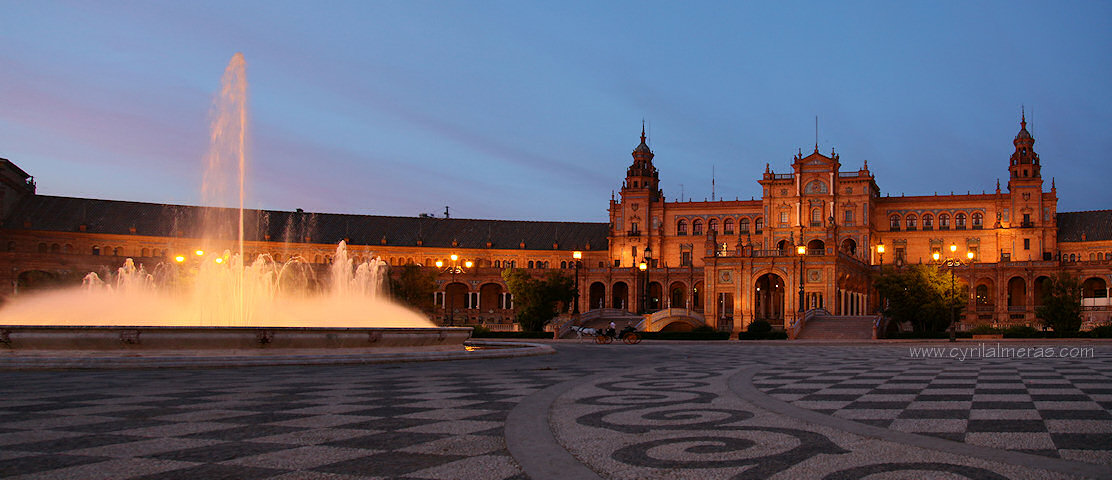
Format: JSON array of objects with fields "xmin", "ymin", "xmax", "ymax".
[
  {"xmin": 572, "ymin": 251, "xmax": 582, "ymax": 315},
  {"xmin": 797, "ymin": 243, "xmax": 807, "ymax": 313},
  {"xmin": 638, "ymin": 259, "xmax": 648, "ymax": 314},
  {"xmin": 933, "ymin": 243, "xmax": 971, "ymax": 342},
  {"xmin": 438, "ymin": 255, "xmax": 471, "ymax": 326},
  {"xmin": 877, "ymin": 242, "xmax": 885, "ymax": 267}
]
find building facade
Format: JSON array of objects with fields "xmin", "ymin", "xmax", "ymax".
[{"xmin": 1, "ymin": 116, "xmax": 1109, "ymax": 332}]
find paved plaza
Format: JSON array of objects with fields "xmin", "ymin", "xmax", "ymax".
[{"xmin": 2, "ymin": 341, "xmax": 1110, "ymax": 479}]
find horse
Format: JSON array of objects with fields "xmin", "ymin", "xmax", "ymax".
[{"xmin": 568, "ymin": 325, "xmax": 598, "ymax": 340}]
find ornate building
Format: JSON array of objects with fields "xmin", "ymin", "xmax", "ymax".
[{"xmin": 1, "ymin": 115, "xmax": 1109, "ymax": 334}]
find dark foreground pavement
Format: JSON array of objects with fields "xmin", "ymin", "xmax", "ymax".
[{"xmin": 2, "ymin": 341, "xmax": 1110, "ymax": 479}]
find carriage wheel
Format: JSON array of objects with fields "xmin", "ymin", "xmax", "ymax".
[
  {"xmin": 623, "ymin": 333, "xmax": 641, "ymax": 345},
  {"xmin": 596, "ymin": 334, "xmax": 613, "ymax": 344}
]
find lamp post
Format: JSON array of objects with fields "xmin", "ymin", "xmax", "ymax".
[
  {"xmin": 797, "ymin": 243, "xmax": 807, "ymax": 313},
  {"xmin": 933, "ymin": 244, "xmax": 972, "ymax": 342},
  {"xmin": 638, "ymin": 260, "xmax": 647, "ymax": 314},
  {"xmin": 437, "ymin": 254, "xmax": 471, "ymax": 326},
  {"xmin": 572, "ymin": 251, "xmax": 582, "ymax": 315},
  {"xmin": 877, "ymin": 242, "xmax": 885, "ymax": 267}
]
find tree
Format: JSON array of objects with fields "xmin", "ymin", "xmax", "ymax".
[
  {"xmin": 1036, "ymin": 274, "xmax": 1082, "ymax": 333},
  {"xmin": 389, "ymin": 265, "xmax": 437, "ymax": 314},
  {"xmin": 502, "ymin": 268, "xmax": 574, "ymax": 332},
  {"xmin": 873, "ymin": 264, "xmax": 967, "ymax": 333}
]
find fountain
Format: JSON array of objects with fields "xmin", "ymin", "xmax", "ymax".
[{"xmin": 0, "ymin": 53, "xmax": 540, "ymax": 364}]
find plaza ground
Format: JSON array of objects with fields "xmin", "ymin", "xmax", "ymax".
[{"xmin": 2, "ymin": 341, "xmax": 1110, "ymax": 479}]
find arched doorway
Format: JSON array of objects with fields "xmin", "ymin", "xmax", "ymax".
[
  {"xmin": 840, "ymin": 238, "xmax": 857, "ymax": 256},
  {"xmin": 612, "ymin": 282, "xmax": 629, "ymax": 310},
  {"xmin": 692, "ymin": 281, "xmax": 703, "ymax": 312},
  {"xmin": 1007, "ymin": 277, "xmax": 1026, "ymax": 309},
  {"xmin": 445, "ymin": 282, "xmax": 469, "ymax": 324},
  {"xmin": 589, "ymin": 282, "xmax": 606, "ymax": 310},
  {"xmin": 776, "ymin": 239, "xmax": 789, "ymax": 253},
  {"xmin": 648, "ymin": 281, "xmax": 663, "ymax": 311},
  {"xmin": 479, "ymin": 283, "xmax": 502, "ymax": 311},
  {"xmin": 669, "ymin": 281, "xmax": 686, "ymax": 309},
  {"xmin": 754, "ymin": 273, "xmax": 785, "ymax": 322},
  {"xmin": 807, "ymin": 239, "xmax": 825, "ymax": 254},
  {"xmin": 1033, "ymin": 276, "xmax": 1052, "ymax": 306},
  {"xmin": 1082, "ymin": 277, "xmax": 1108, "ymax": 299}
]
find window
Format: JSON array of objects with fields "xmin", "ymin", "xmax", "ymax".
[
  {"xmin": 723, "ymin": 218, "xmax": 734, "ymax": 235},
  {"xmin": 92, "ymin": 246, "xmax": 100, "ymax": 256},
  {"xmin": 676, "ymin": 219, "xmax": 688, "ymax": 235},
  {"xmin": 906, "ymin": 214, "xmax": 917, "ymax": 231},
  {"xmin": 972, "ymin": 212, "xmax": 983, "ymax": 229},
  {"xmin": 739, "ymin": 218, "xmax": 750, "ymax": 233},
  {"xmin": 708, "ymin": 218, "xmax": 718, "ymax": 233},
  {"xmin": 560, "ymin": 261, "xmax": 567, "ymax": 269},
  {"xmin": 1002, "ymin": 252, "xmax": 1012, "ymax": 262},
  {"xmin": 38, "ymin": 243, "xmax": 47, "ymax": 253},
  {"xmin": 939, "ymin": 214, "xmax": 950, "ymax": 229},
  {"xmin": 780, "ymin": 211, "xmax": 789, "ymax": 225},
  {"xmin": 1022, "ymin": 213, "xmax": 1031, "ymax": 227},
  {"xmin": 922, "ymin": 214, "xmax": 933, "ymax": 230},
  {"xmin": 889, "ymin": 215, "xmax": 901, "ymax": 231},
  {"xmin": 804, "ymin": 180, "xmax": 828, "ymax": 194},
  {"xmin": 754, "ymin": 217, "xmax": 764, "ymax": 233},
  {"xmin": 528, "ymin": 260, "xmax": 534, "ymax": 268},
  {"xmin": 810, "ymin": 208, "xmax": 822, "ymax": 227},
  {"xmin": 895, "ymin": 247, "xmax": 906, "ymax": 264},
  {"xmin": 692, "ymin": 219, "xmax": 703, "ymax": 235},
  {"xmin": 614, "ymin": 259, "xmax": 621, "ymax": 267},
  {"xmin": 1024, "ymin": 239, "xmax": 1030, "ymax": 250},
  {"xmin": 955, "ymin": 213, "xmax": 967, "ymax": 230},
  {"xmin": 844, "ymin": 209, "xmax": 854, "ymax": 225},
  {"xmin": 681, "ymin": 251, "xmax": 692, "ymax": 266},
  {"xmin": 630, "ymin": 221, "xmax": 639, "ymax": 233}
]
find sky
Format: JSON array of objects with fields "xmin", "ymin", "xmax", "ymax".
[{"xmin": 1, "ymin": 1, "xmax": 1109, "ymax": 222}]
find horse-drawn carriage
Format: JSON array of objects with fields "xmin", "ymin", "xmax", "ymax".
[{"xmin": 569, "ymin": 325, "xmax": 642, "ymax": 344}]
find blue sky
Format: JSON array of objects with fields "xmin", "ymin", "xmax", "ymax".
[{"xmin": 1, "ymin": 1, "xmax": 1109, "ymax": 222}]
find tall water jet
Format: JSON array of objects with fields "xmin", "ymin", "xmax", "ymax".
[{"xmin": 201, "ymin": 52, "xmax": 249, "ymax": 324}]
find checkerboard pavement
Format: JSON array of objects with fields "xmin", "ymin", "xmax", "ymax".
[
  {"xmin": 752, "ymin": 354, "xmax": 1112, "ymax": 464},
  {"xmin": 0, "ymin": 362, "xmax": 607, "ymax": 480}
]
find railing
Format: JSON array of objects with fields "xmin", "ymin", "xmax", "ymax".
[
  {"xmin": 752, "ymin": 249, "xmax": 790, "ymax": 257},
  {"xmin": 626, "ymin": 230, "xmax": 640, "ymax": 237},
  {"xmin": 485, "ymin": 323, "xmax": 521, "ymax": 332},
  {"xmin": 771, "ymin": 173, "xmax": 793, "ymax": 179},
  {"xmin": 645, "ymin": 308, "xmax": 705, "ymax": 329},
  {"xmin": 839, "ymin": 172, "xmax": 860, "ymax": 178},
  {"xmin": 789, "ymin": 308, "xmax": 828, "ymax": 339},
  {"xmin": 1008, "ymin": 305, "xmax": 1027, "ymax": 312},
  {"xmin": 976, "ymin": 304, "xmax": 995, "ymax": 312}
]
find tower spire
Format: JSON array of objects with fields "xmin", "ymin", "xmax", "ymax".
[{"xmin": 641, "ymin": 119, "xmax": 646, "ymax": 144}]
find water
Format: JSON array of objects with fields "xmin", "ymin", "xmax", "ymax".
[{"xmin": 0, "ymin": 54, "xmax": 432, "ymax": 329}]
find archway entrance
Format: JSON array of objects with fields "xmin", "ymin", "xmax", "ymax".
[
  {"xmin": 754, "ymin": 273, "xmax": 785, "ymax": 323},
  {"xmin": 840, "ymin": 238, "xmax": 857, "ymax": 256},
  {"xmin": 612, "ymin": 282, "xmax": 629, "ymax": 310},
  {"xmin": 444, "ymin": 282, "xmax": 468, "ymax": 325},
  {"xmin": 1007, "ymin": 277, "xmax": 1026, "ymax": 309},
  {"xmin": 807, "ymin": 239, "xmax": 825, "ymax": 254},
  {"xmin": 669, "ymin": 281, "xmax": 686, "ymax": 309},
  {"xmin": 648, "ymin": 281, "xmax": 663, "ymax": 311},
  {"xmin": 589, "ymin": 282, "xmax": 606, "ymax": 310}
]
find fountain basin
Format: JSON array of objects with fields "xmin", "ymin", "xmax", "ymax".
[{"xmin": 0, "ymin": 326, "xmax": 472, "ymax": 351}]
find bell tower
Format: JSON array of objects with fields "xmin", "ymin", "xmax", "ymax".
[
  {"xmin": 1007, "ymin": 110, "xmax": 1042, "ymax": 190},
  {"xmin": 623, "ymin": 123, "xmax": 661, "ymax": 200}
]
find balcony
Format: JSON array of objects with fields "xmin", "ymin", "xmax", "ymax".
[
  {"xmin": 976, "ymin": 304, "xmax": 994, "ymax": 312},
  {"xmin": 1007, "ymin": 305, "xmax": 1027, "ymax": 312},
  {"xmin": 626, "ymin": 230, "xmax": 640, "ymax": 237},
  {"xmin": 1020, "ymin": 222, "xmax": 1034, "ymax": 228}
]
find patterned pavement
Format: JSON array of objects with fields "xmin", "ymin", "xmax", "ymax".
[{"xmin": 2, "ymin": 342, "xmax": 1110, "ymax": 479}]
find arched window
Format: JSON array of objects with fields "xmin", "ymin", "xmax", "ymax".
[
  {"xmin": 723, "ymin": 218, "xmax": 734, "ymax": 235},
  {"xmin": 692, "ymin": 219, "xmax": 704, "ymax": 235},
  {"xmin": 754, "ymin": 217, "xmax": 764, "ymax": 233},
  {"xmin": 889, "ymin": 215, "xmax": 901, "ymax": 231},
  {"xmin": 561, "ymin": 261, "xmax": 567, "ymax": 269},
  {"xmin": 528, "ymin": 260, "xmax": 535, "ymax": 269},
  {"xmin": 972, "ymin": 212, "xmax": 983, "ymax": 229},
  {"xmin": 922, "ymin": 214, "xmax": 933, "ymax": 230},
  {"xmin": 1069, "ymin": 254, "xmax": 1076, "ymax": 262},
  {"xmin": 50, "ymin": 243, "xmax": 60, "ymax": 253},
  {"xmin": 955, "ymin": 213, "xmax": 967, "ymax": 229},
  {"xmin": 804, "ymin": 180, "xmax": 828, "ymax": 194},
  {"xmin": 906, "ymin": 214, "xmax": 917, "ymax": 230},
  {"xmin": 38, "ymin": 243, "xmax": 47, "ymax": 253},
  {"xmin": 708, "ymin": 218, "xmax": 718, "ymax": 233},
  {"xmin": 141, "ymin": 248, "xmax": 150, "ymax": 257},
  {"xmin": 740, "ymin": 218, "xmax": 751, "ymax": 233},
  {"xmin": 939, "ymin": 213, "xmax": 950, "ymax": 229},
  {"xmin": 64, "ymin": 244, "xmax": 73, "ymax": 254},
  {"xmin": 92, "ymin": 246, "xmax": 100, "ymax": 256},
  {"xmin": 676, "ymin": 219, "xmax": 688, "ymax": 235}
]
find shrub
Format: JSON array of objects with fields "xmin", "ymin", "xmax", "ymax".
[
  {"xmin": 638, "ymin": 330, "xmax": 731, "ymax": 340},
  {"xmin": 747, "ymin": 320, "xmax": 772, "ymax": 335},
  {"xmin": 1002, "ymin": 326, "xmax": 1040, "ymax": 338},
  {"xmin": 969, "ymin": 325, "xmax": 1002, "ymax": 335},
  {"xmin": 739, "ymin": 321, "xmax": 787, "ymax": 340},
  {"xmin": 470, "ymin": 329, "xmax": 554, "ymax": 339},
  {"xmin": 1087, "ymin": 325, "xmax": 1112, "ymax": 338}
]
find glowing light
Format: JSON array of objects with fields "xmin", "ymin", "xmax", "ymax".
[
  {"xmin": 950, "ymin": 243, "xmax": 957, "ymax": 253},
  {"xmin": 573, "ymin": 251, "xmax": 582, "ymax": 260},
  {"xmin": 967, "ymin": 251, "xmax": 975, "ymax": 260},
  {"xmin": 877, "ymin": 244, "xmax": 885, "ymax": 254},
  {"xmin": 933, "ymin": 252, "xmax": 941, "ymax": 261},
  {"xmin": 638, "ymin": 261, "xmax": 647, "ymax": 271},
  {"xmin": 195, "ymin": 250, "xmax": 205, "ymax": 256},
  {"xmin": 215, "ymin": 258, "xmax": 224, "ymax": 264},
  {"xmin": 436, "ymin": 260, "xmax": 444, "ymax": 268},
  {"xmin": 796, "ymin": 245, "xmax": 806, "ymax": 255},
  {"xmin": 450, "ymin": 254, "xmax": 459, "ymax": 261},
  {"xmin": 174, "ymin": 255, "xmax": 186, "ymax": 263},
  {"xmin": 464, "ymin": 260, "xmax": 473, "ymax": 268}
]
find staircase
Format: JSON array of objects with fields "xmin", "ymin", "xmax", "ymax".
[{"xmin": 796, "ymin": 315, "xmax": 876, "ymax": 340}]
